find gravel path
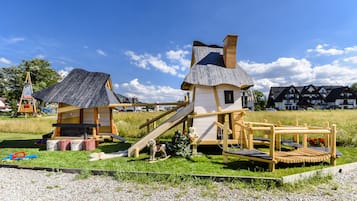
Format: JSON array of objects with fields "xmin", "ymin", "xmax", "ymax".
[{"xmin": 0, "ymin": 167, "xmax": 356, "ymax": 201}]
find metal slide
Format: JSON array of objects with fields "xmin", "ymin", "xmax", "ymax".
[{"xmin": 127, "ymin": 103, "xmax": 194, "ymax": 157}]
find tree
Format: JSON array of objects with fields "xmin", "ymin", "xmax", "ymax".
[
  {"xmin": 0, "ymin": 59, "xmax": 61, "ymax": 113},
  {"xmin": 352, "ymin": 82, "xmax": 357, "ymax": 94},
  {"xmin": 253, "ymin": 90, "xmax": 267, "ymax": 111}
]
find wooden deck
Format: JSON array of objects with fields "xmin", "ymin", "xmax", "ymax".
[{"xmin": 221, "ymin": 115, "xmax": 337, "ymax": 171}]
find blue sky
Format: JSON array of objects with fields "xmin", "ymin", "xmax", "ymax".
[{"xmin": 1, "ymin": 0, "xmax": 357, "ymax": 102}]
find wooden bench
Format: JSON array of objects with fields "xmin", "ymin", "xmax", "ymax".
[{"xmin": 52, "ymin": 123, "xmax": 100, "ymax": 139}]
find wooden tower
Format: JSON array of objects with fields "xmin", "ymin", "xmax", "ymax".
[{"xmin": 18, "ymin": 72, "xmax": 36, "ymax": 114}]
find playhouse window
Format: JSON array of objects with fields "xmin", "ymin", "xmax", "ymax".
[{"xmin": 224, "ymin": 90, "xmax": 234, "ymax": 104}]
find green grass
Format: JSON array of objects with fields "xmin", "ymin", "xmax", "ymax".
[
  {"xmin": 0, "ymin": 133, "xmax": 356, "ymax": 178},
  {"xmin": 0, "ymin": 110, "xmax": 356, "ymax": 186}
]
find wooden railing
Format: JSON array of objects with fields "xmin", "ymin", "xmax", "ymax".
[{"xmin": 221, "ymin": 114, "xmax": 337, "ymax": 171}]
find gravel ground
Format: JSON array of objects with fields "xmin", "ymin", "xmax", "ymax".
[{"xmin": 0, "ymin": 167, "xmax": 356, "ymax": 201}]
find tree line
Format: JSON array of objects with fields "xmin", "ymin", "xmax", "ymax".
[{"xmin": 0, "ymin": 59, "xmax": 60, "ymax": 113}]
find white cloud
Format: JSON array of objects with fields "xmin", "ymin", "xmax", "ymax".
[
  {"xmin": 3, "ymin": 37, "xmax": 25, "ymax": 44},
  {"xmin": 113, "ymin": 83, "xmax": 119, "ymax": 89},
  {"xmin": 118, "ymin": 78, "xmax": 186, "ymax": 102},
  {"xmin": 307, "ymin": 44, "xmax": 357, "ymax": 56},
  {"xmin": 57, "ymin": 67, "xmax": 74, "ymax": 80},
  {"xmin": 96, "ymin": 49, "xmax": 107, "ymax": 56},
  {"xmin": 125, "ymin": 50, "xmax": 190, "ymax": 77},
  {"xmin": 166, "ymin": 49, "xmax": 191, "ymax": 71},
  {"xmin": 307, "ymin": 44, "xmax": 344, "ymax": 56},
  {"xmin": 0, "ymin": 57, "xmax": 11, "ymax": 65},
  {"xmin": 312, "ymin": 64, "xmax": 357, "ymax": 86},
  {"xmin": 343, "ymin": 56, "xmax": 357, "ymax": 64},
  {"xmin": 35, "ymin": 54, "xmax": 45, "ymax": 59},
  {"xmin": 239, "ymin": 57, "xmax": 357, "ymax": 96},
  {"xmin": 344, "ymin": 46, "xmax": 357, "ymax": 53},
  {"xmin": 240, "ymin": 57, "xmax": 313, "ymax": 82}
]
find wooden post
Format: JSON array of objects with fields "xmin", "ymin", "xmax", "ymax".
[
  {"xmin": 223, "ymin": 114, "xmax": 229, "ymax": 163},
  {"xmin": 153, "ymin": 121, "xmax": 157, "ymax": 129},
  {"xmin": 276, "ymin": 121, "xmax": 281, "ymax": 150},
  {"xmin": 146, "ymin": 119, "xmax": 150, "ymax": 134},
  {"xmin": 192, "ymin": 144, "xmax": 198, "ymax": 155},
  {"xmin": 55, "ymin": 103, "xmax": 62, "ymax": 138},
  {"xmin": 263, "ymin": 119, "xmax": 269, "ymax": 139},
  {"xmin": 94, "ymin": 108, "xmax": 99, "ymax": 136},
  {"xmin": 269, "ymin": 125, "xmax": 276, "ymax": 172},
  {"xmin": 134, "ymin": 147, "xmax": 140, "ymax": 158},
  {"xmin": 302, "ymin": 123, "xmax": 308, "ymax": 148},
  {"xmin": 330, "ymin": 124, "xmax": 337, "ymax": 166},
  {"xmin": 182, "ymin": 120, "xmax": 186, "ymax": 133},
  {"xmin": 293, "ymin": 119, "xmax": 299, "ymax": 143},
  {"xmin": 324, "ymin": 121, "xmax": 330, "ymax": 147},
  {"xmin": 248, "ymin": 123, "xmax": 253, "ymax": 150}
]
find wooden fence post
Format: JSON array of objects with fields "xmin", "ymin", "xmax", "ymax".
[
  {"xmin": 330, "ymin": 124, "xmax": 337, "ymax": 166},
  {"xmin": 269, "ymin": 125, "xmax": 276, "ymax": 172},
  {"xmin": 223, "ymin": 114, "xmax": 229, "ymax": 163},
  {"xmin": 302, "ymin": 123, "xmax": 308, "ymax": 148},
  {"xmin": 248, "ymin": 123, "xmax": 253, "ymax": 150},
  {"xmin": 146, "ymin": 119, "xmax": 150, "ymax": 134}
]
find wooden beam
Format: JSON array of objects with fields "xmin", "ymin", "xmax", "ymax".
[
  {"xmin": 223, "ymin": 152, "xmax": 277, "ymax": 164},
  {"xmin": 139, "ymin": 105, "xmax": 183, "ymax": 129},
  {"xmin": 94, "ymin": 108, "xmax": 99, "ymax": 136},
  {"xmin": 222, "ymin": 114, "xmax": 229, "ymax": 163},
  {"xmin": 194, "ymin": 139, "xmax": 239, "ymax": 145},
  {"xmin": 214, "ymin": 121, "xmax": 232, "ymax": 133},
  {"xmin": 189, "ymin": 109, "xmax": 247, "ymax": 119},
  {"xmin": 109, "ymin": 101, "xmax": 187, "ymax": 108},
  {"xmin": 269, "ymin": 125, "xmax": 275, "ymax": 172},
  {"xmin": 330, "ymin": 124, "xmax": 337, "ymax": 166},
  {"xmin": 244, "ymin": 121, "xmax": 275, "ymax": 127},
  {"xmin": 274, "ymin": 129, "xmax": 331, "ymax": 134},
  {"xmin": 58, "ymin": 105, "xmax": 80, "ymax": 113},
  {"xmin": 213, "ymin": 86, "xmax": 222, "ymax": 112}
]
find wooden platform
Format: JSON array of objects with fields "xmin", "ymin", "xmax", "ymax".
[
  {"xmin": 221, "ymin": 117, "xmax": 337, "ymax": 171},
  {"xmin": 274, "ymin": 148, "xmax": 331, "ymax": 163}
]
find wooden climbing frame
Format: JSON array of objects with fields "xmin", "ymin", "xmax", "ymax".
[{"xmin": 221, "ymin": 114, "xmax": 337, "ymax": 172}]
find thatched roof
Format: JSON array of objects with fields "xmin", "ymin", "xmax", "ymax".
[
  {"xmin": 181, "ymin": 41, "xmax": 254, "ymax": 90},
  {"xmin": 33, "ymin": 68, "xmax": 120, "ymax": 108}
]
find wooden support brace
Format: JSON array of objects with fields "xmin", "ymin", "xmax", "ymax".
[
  {"xmin": 269, "ymin": 125, "xmax": 276, "ymax": 171},
  {"xmin": 134, "ymin": 147, "xmax": 140, "ymax": 158},
  {"xmin": 248, "ymin": 123, "xmax": 253, "ymax": 150},
  {"xmin": 330, "ymin": 124, "xmax": 337, "ymax": 166}
]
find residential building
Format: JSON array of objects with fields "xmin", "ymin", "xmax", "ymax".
[{"xmin": 267, "ymin": 84, "xmax": 357, "ymax": 110}]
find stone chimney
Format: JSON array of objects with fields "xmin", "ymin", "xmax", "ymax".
[{"xmin": 223, "ymin": 34, "xmax": 238, "ymax": 68}]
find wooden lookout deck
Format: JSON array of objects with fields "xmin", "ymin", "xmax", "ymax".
[{"xmin": 194, "ymin": 111, "xmax": 338, "ymax": 172}]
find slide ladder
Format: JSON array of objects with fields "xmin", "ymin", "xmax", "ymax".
[{"xmin": 127, "ymin": 103, "xmax": 194, "ymax": 157}]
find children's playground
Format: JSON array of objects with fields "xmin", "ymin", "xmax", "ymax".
[{"xmin": 1, "ymin": 34, "xmax": 347, "ymax": 175}]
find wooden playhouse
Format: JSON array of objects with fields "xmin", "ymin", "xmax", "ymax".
[
  {"xmin": 33, "ymin": 68, "xmax": 122, "ymax": 142},
  {"xmin": 180, "ymin": 35, "xmax": 338, "ymax": 171},
  {"xmin": 181, "ymin": 35, "xmax": 254, "ymax": 151}
]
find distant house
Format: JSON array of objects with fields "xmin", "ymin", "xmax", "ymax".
[
  {"xmin": 115, "ymin": 94, "xmax": 143, "ymax": 112},
  {"xmin": 181, "ymin": 35, "xmax": 254, "ymax": 144},
  {"xmin": 267, "ymin": 84, "xmax": 357, "ymax": 110},
  {"xmin": 0, "ymin": 97, "xmax": 10, "ymax": 111}
]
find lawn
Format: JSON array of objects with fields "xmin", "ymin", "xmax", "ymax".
[{"xmin": 0, "ymin": 110, "xmax": 356, "ymax": 179}]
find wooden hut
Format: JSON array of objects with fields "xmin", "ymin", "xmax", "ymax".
[
  {"xmin": 33, "ymin": 68, "xmax": 121, "ymax": 141},
  {"xmin": 181, "ymin": 35, "xmax": 254, "ymax": 146}
]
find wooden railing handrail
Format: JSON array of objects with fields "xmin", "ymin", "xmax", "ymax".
[
  {"xmin": 189, "ymin": 109, "xmax": 247, "ymax": 119},
  {"xmin": 214, "ymin": 121, "xmax": 232, "ymax": 134},
  {"xmin": 139, "ymin": 105, "xmax": 184, "ymax": 129}
]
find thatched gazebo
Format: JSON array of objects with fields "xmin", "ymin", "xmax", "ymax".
[{"xmin": 34, "ymin": 68, "xmax": 121, "ymax": 141}]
